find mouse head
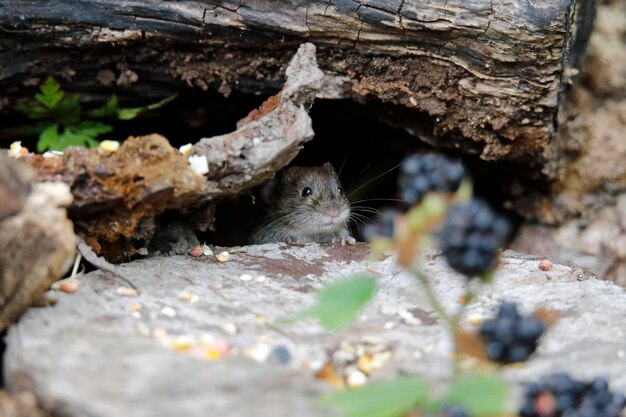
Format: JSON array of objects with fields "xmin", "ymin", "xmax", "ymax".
[{"xmin": 271, "ymin": 162, "xmax": 350, "ymax": 234}]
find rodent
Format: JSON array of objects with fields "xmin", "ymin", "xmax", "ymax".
[{"xmin": 248, "ymin": 162, "xmax": 356, "ymax": 245}]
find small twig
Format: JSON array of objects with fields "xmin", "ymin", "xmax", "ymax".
[
  {"xmin": 70, "ymin": 252, "xmax": 82, "ymax": 279},
  {"xmin": 77, "ymin": 237, "xmax": 138, "ymax": 291}
]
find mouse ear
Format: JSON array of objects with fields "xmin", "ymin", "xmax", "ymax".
[
  {"xmin": 259, "ymin": 177, "xmax": 277, "ymax": 204},
  {"xmin": 322, "ymin": 162, "xmax": 337, "ymax": 176}
]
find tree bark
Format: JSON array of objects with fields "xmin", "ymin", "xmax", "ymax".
[{"xmin": 0, "ymin": 0, "xmax": 594, "ymax": 161}]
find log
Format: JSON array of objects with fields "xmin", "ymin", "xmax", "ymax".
[{"xmin": 0, "ymin": 0, "xmax": 594, "ymax": 161}]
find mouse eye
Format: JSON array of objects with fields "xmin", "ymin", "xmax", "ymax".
[
  {"xmin": 301, "ymin": 187, "xmax": 313, "ymax": 197},
  {"xmin": 337, "ymin": 187, "xmax": 343, "ymax": 195}
]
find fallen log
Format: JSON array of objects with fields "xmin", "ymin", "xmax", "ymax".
[{"xmin": 0, "ymin": 0, "xmax": 594, "ymax": 160}]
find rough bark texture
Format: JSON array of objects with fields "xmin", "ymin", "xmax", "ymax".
[
  {"xmin": 0, "ymin": 0, "xmax": 594, "ymax": 160},
  {"xmin": 6, "ymin": 246, "xmax": 626, "ymax": 417}
]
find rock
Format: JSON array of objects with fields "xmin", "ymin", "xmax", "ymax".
[
  {"xmin": 0, "ymin": 181, "xmax": 76, "ymax": 331},
  {"xmin": 5, "ymin": 245, "xmax": 626, "ymax": 417}
]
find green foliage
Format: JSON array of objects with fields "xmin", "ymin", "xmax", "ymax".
[
  {"xmin": 6, "ymin": 76, "xmax": 175, "ymax": 152},
  {"xmin": 291, "ymin": 274, "xmax": 377, "ymax": 330},
  {"xmin": 435, "ymin": 375, "xmax": 508, "ymax": 417},
  {"xmin": 323, "ymin": 374, "xmax": 508, "ymax": 417},
  {"xmin": 321, "ymin": 377, "xmax": 429, "ymax": 417}
]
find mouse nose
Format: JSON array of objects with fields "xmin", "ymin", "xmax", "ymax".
[{"xmin": 326, "ymin": 204, "xmax": 340, "ymax": 218}]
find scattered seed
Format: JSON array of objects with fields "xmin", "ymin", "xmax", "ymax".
[
  {"xmin": 99, "ymin": 140, "xmax": 120, "ymax": 152},
  {"xmin": 116, "ymin": 287, "xmax": 138, "ymax": 297},
  {"xmin": 239, "ymin": 274, "xmax": 253, "ymax": 282},
  {"xmin": 618, "ymin": 350, "xmax": 626, "ymax": 359},
  {"xmin": 384, "ymin": 321, "xmax": 395, "ymax": 330},
  {"xmin": 244, "ymin": 343, "xmax": 271, "ymax": 363},
  {"xmin": 346, "ymin": 370, "xmax": 368, "ymax": 387},
  {"xmin": 131, "ymin": 311, "xmax": 142, "ymax": 319},
  {"xmin": 357, "ymin": 355, "xmax": 372, "ymax": 374},
  {"xmin": 380, "ymin": 305, "xmax": 398, "ymax": 315},
  {"xmin": 160, "ymin": 306, "xmax": 177, "ymax": 318},
  {"xmin": 135, "ymin": 324, "xmax": 151, "ymax": 337},
  {"xmin": 216, "ymin": 251, "xmax": 230, "ymax": 262},
  {"xmin": 467, "ymin": 313, "xmax": 487, "ymax": 326},
  {"xmin": 257, "ymin": 315, "xmax": 267, "ymax": 325},
  {"xmin": 153, "ymin": 327, "xmax": 168, "ymax": 340},
  {"xmin": 539, "ymin": 259, "xmax": 553, "ymax": 271},
  {"xmin": 413, "ymin": 350, "xmax": 424, "ymax": 359},
  {"xmin": 189, "ymin": 246, "xmax": 203, "ymax": 257},
  {"xmin": 256, "ymin": 275, "xmax": 267, "ymax": 283},
  {"xmin": 205, "ymin": 347, "xmax": 222, "ymax": 361},
  {"xmin": 409, "ymin": 96, "xmax": 418, "ymax": 107},
  {"xmin": 222, "ymin": 322, "xmax": 238, "ymax": 335},
  {"xmin": 188, "ymin": 154, "xmax": 209, "ymax": 176},
  {"xmin": 371, "ymin": 351, "xmax": 392, "ymax": 369},
  {"xmin": 178, "ymin": 143, "xmax": 192, "ymax": 157},
  {"xmin": 177, "ymin": 291, "xmax": 199, "ymax": 303},
  {"xmin": 490, "ymin": 291, "xmax": 503, "ymax": 301},
  {"xmin": 53, "ymin": 278, "xmax": 80, "ymax": 293},
  {"xmin": 202, "ymin": 244, "xmax": 213, "ymax": 256}
]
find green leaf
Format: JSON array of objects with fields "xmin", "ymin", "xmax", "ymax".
[
  {"xmin": 37, "ymin": 124, "xmax": 59, "ymax": 152},
  {"xmin": 117, "ymin": 94, "xmax": 178, "ymax": 120},
  {"xmin": 74, "ymin": 120, "xmax": 113, "ymax": 138},
  {"xmin": 321, "ymin": 376, "xmax": 429, "ymax": 417},
  {"xmin": 87, "ymin": 95, "xmax": 120, "ymax": 118},
  {"xmin": 436, "ymin": 375, "xmax": 508, "ymax": 417},
  {"xmin": 295, "ymin": 274, "xmax": 376, "ymax": 330},
  {"xmin": 35, "ymin": 76, "xmax": 64, "ymax": 109}
]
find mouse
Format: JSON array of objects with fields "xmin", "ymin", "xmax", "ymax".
[{"xmin": 248, "ymin": 162, "xmax": 356, "ymax": 245}]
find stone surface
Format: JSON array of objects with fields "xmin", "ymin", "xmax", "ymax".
[{"xmin": 5, "ymin": 245, "xmax": 626, "ymax": 417}]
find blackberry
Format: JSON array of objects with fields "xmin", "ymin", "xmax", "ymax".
[
  {"xmin": 398, "ymin": 153, "xmax": 465, "ymax": 205},
  {"xmin": 439, "ymin": 198, "xmax": 510, "ymax": 277},
  {"xmin": 520, "ymin": 373, "xmax": 626, "ymax": 417},
  {"xmin": 480, "ymin": 302, "xmax": 544, "ymax": 364},
  {"xmin": 362, "ymin": 209, "xmax": 397, "ymax": 240},
  {"xmin": 440, "ymin": 405, "xmax": 469, "ymax": 417}
]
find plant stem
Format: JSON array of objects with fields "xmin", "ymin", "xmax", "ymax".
[{"xmin": 413, "ymin": 268, "xmax": 454, "ymax": 329}]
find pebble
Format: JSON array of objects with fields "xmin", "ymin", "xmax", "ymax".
[{"xmin": 216, "ymin": 251, "xmax": 230, "ymax": 262}]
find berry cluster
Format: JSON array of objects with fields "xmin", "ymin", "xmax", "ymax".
[
  {"xmin": 439, "ymin": 198, "xmax": 510, "ymax": 277},
  {"xmin": 398, "ymin": 153, "xmax": 465, "ymax": 205},
  {"xmin": 520, "ymin": 373, "xmax": 626, "ymax": 417},
  {"xmin": 479, "ymin": 302, "xmax": 544, "ymax": 364}
]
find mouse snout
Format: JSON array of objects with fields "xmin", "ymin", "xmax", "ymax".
[{"xmin": 325, "ymin": 203, "xmax": 343, "ymax": 219}]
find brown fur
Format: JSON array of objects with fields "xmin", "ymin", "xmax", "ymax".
[{"xmin": 249, "ymin": 163, "xmax": 355, "ymax": 244}]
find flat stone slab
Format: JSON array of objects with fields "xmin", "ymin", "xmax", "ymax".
[{"xmin": 5, "ymin": 244, "xmax": 626, "ymax": 417}]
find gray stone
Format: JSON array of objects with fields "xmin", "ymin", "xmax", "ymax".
[{"xmin": 5, "ymin": 244, "xmax": 626, "ymax": 417}]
